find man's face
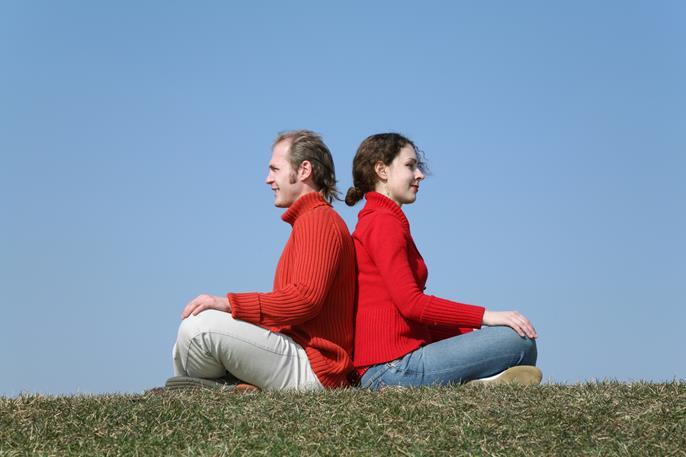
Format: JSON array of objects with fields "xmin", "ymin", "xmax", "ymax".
[{"xmin": 266, "ymin": 140, "xmax": 303, "ymax": 208}]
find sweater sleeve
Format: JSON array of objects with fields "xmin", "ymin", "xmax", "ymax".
[
  {"xmin": 228, "ymin": 210, "xmax": 342, "ymax": 327},
  {"xmin": 362, "ymin": 213, "xmax": 485, "ymax": 328}
]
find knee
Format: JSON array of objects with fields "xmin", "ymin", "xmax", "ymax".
[
  {"xmin": 491, "ymin": 326, "xmax": 538, "ymax": 364},
  {"xmin": 176, "ymin": 309, "xmax": 235, "ymax": 345},
  {"xmin": 521, "ymin": 336, "xmax": 538, "ymax": 364},
  {"xmin": 506, "ymin": 328, "xmax": 537, "ymax": 365},
  {"xmin": 176, "ymin": 312, "xmax": 210, "ymax": 345}
]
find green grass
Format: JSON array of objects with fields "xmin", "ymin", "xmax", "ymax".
[{"xmin": 1, "ymin": 382, "xmax": 684, "ymax": 456}]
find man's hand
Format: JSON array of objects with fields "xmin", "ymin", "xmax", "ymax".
[
  {"xmin": 181, "ymin": 294, "xmax": 231, "ymax": 319},
  {"xmin": 482, "ymin": 310, "xmax": 538, "ymax": 339}
]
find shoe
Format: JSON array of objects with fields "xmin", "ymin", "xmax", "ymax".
[
  {"xmin": 164, "ymin": 376, "xmax": 260, "ymax": 393},
  {"xmin": 234, "ymin": 383, "xmax": 260, "ymax": 393},
  {"xmin": 468, "ymin": 366, "xmax": 542, "ymax": 386},
  {"xmin": 165, "ymin": 376, "xmax": 236, "ymax": 390}
]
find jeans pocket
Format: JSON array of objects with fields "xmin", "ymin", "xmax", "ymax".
[
  {"xmin": 386, "ymin": 357, "xmax": 403, "ymax": 369},
  {"xmin": 360, "ymin": 363, "xmax": 395, "ymax": 389}
]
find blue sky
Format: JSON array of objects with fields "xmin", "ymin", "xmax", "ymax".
[{"xmin": 1, "ymin": 1, "xmax": 684, "ymax": 396}]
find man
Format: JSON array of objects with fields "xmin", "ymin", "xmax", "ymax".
[{"xmin": 168, "ymin": 130, "xmax": 356, "ymax": 391}]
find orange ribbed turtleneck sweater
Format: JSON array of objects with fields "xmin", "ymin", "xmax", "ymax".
[
  {"xmin": 352, "ymin": 192, "xmax": 486, "ymax": 370},
  {"xmin": 227, "ymin": 192, "xmax": 356, "ymax": 388}
]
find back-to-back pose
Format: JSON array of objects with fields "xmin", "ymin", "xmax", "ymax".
[{"xmin": 345, "ymin": 133, "xmax": 541, "ymax": 390}]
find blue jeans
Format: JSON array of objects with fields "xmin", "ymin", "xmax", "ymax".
[{"xmin": 360, "ymin": 326, "xmax": 538, "ymax": 390}]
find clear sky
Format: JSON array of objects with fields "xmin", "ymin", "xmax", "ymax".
[{"xmin": 1, "ymin": 1, "xmax": 684, "ymax": 396}]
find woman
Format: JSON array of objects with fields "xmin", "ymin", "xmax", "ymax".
[{"xmin": 346, "ymin": 133, "xmax": 540, "ymax": 390}]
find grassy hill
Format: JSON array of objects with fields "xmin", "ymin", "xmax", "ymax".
[{"xmin": 1, "ymin": 382, "xmax": 684, "ymax": 456}]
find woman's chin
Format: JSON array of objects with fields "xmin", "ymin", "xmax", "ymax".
[{"xmin": 404, "ymin": 195, "xmax": 418, "ymax": 204}]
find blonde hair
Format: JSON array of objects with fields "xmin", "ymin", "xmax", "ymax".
[{"xmin": 274, "ymin": 130, "xmax": 340, "ymax": 203}]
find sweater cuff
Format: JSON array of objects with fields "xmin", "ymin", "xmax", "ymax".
[{"xmin": 228, "ymin": 292, "xmax": 262, "ymax": 324}]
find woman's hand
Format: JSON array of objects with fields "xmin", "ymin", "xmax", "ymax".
[
  {"xmin": 181, "ymin": 294, "xmax": 231, "ymax": 319},
  {"xmin": 482, "ymin": 310, "xmax": 538, "ymax": 339}
]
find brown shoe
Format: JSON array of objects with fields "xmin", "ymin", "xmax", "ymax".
[
  {"xmin": 234, "ymin": 383, "xmax": 260, "ymax": 393},
  {"xmin": 468, "ymin": 366, "xmax": 542, "ymax": 386}
]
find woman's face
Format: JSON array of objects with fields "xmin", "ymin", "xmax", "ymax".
[{"xmin": 376, "ymin": 145, "xmax": 425, "ymax": 206}]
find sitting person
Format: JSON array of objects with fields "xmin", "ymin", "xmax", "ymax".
[
  {"xmin": 169, "ymin": 130, "xmax": 356, "ymax": 391},
  {"xmin": 345, "ymin": 133, "xmax": 540, "ymax": 390}
]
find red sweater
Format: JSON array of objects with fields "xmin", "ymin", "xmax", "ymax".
[
  {"xmin": 227, "ymin": 192, "xmax": 356, "ymax": 388},
  {"xmin": 352, "ymin": 192, "xmax": 486, "ymax": 369}
]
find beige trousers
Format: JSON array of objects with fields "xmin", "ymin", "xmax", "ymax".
[{"xmin": 172, "ymin": 309, "xmax": 323, "ymax": 391}]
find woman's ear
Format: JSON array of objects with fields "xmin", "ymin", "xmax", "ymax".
[{"xmin": 374, "ymin": 161, "xmax": 388, "ymax": 181}]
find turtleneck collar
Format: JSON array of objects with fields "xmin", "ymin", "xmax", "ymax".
[
  {"xmin": 282, "ymin": 191, "xmax": 330, "ymax": 225},
  {"xmin": 361, "ymin": 191, "xmax": 411, "ymax": 231}
]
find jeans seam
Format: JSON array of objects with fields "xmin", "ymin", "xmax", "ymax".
[{"xmin": 420, "ymin": 353, "xmax": 524, "ymax": 377}]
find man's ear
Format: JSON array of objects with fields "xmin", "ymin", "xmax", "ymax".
[
  {"xmin": 298, "ymin": 160, "xmax": 313, "ymax": 182},
  {"xmin": 374, "ymin": 161, "xmax": 388, "ymax": 181}
]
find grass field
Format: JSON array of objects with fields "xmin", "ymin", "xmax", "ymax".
[{"xmin": 1, "ymin": 382, "xmax": 684, "ymax": 456}]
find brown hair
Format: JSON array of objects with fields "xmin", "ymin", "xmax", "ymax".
[
  {"xmin": 274, "ymin": 130, "xmax": 340, "ymax": 203},
  {"xmin": 345, "ymin": 133, "xmax": 426, "ymax": 206}
]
